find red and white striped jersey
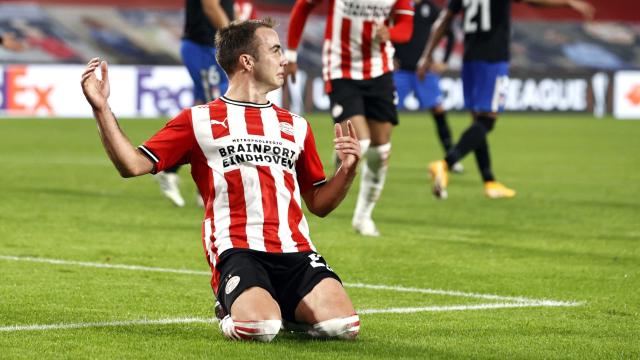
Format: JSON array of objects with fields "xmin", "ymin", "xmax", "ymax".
[
  {"xmin": 139, "ymin": 96, "xmax": 326, "ymax": 291},
  {"xmin": 288, "ymin": 0, "xmax": 414, "ymax": 90}
]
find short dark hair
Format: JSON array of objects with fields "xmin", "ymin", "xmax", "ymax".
[{"xmin": 215, "ymin": 18, "xmax": 276, "ymax": 77}]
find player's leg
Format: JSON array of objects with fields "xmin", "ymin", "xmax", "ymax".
[
  {"xmin": 469, "ymin": 62, "xmax": 514, "ymax": 198},
  {"xmin": 351, "ymin": 73, "xmax": 397, "ymax": 236},
  {"xmin": 216, "ymin": 251, "xmax": 282, "ymax": 342},
  {"xmin": 352, "ymin": 119, "xmax": 391, "ymax": 237},
  {"xmin": 428, "ymin": 61, "xmax": 490, "ymax": 198},
  {"xmin": 416, "ymin": 72, "xmax": 463, "ymax": 173},
  {"xmin": 329, "ymin": 79, "xmax": 370, "ymax": 171},
  {"xmin": 328, "ymin": 78, "xmax": 377, "ymax": 234},
  {"xmin": 278, "ymin": 252, "xmax": 359, "ymax": 340},
  {"xmin": 473, "ymin": 112, "xmax": 495, "ymax": 184},
  {"xmin": 295, "ymin": 278, "xmax": 359, "ymax": 339},
  {"xmin": 153, "ymin": 164, "xmax": 185, "ymax": 207}
]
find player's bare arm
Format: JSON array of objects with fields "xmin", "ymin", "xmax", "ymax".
[
  {"xmin": 416, "ymin": 9, "xmax": 454, "ymax": 80},
  {"xmin": 302, "ymin": 120, "xmax": 360, "ymax": 218},
  {"xmin": 374, "ymin": 24, "xmax": 390, "ymax": 43},
  {"xmin": 202, "ymin": 0, "xmax": 231, "ymax": 29},
  {"xmin": 284, "ymin": 0, "xmax": 320, "ymax": 83},
  {"xmin": 522, "ymin": 0, "xmax": 595, "ymax": 19},
  {"xmin": 80, "ymin": 58, "xmax": 153, "ymax": 177}
]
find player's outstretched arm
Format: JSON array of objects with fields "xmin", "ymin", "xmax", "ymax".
[
  {"xmin": 416, "ymin": 9, "xmax": 454, "ymax": 80},
  {"xmin": 285, "ymin": 0, "xmax": 319, "ymax": 83},
  {"xmin": 80, "ymin": 58, "xmax": 153, "ymax": 178},
  {"xmin": 522, "ymin": 0, "xmax": 595, "ymax": 19},
  {"xmin": 302, "ymin": 121, "xmax": 360, "ymax": 218},
  {"xmin": 202, "ymin": 0, "xmax": 231, "ymax": 30}
]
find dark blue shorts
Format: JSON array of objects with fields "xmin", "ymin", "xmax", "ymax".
[
  {"xmin": 394, "ymin": 70, "xmax": 443, "ymax": 110},
  {"xmin": 461, "ymin": 61, "xmax": 509, "ymax": 113},
  {"xmin": 180, "ymin": 39, "xmax": 229, "ymax": 103}
]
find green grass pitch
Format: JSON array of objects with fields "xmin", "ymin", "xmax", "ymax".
[{"xmin": 0, "ymin": 112, "xmax": 638, "ymax": 359}]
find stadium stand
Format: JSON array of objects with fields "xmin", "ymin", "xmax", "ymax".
[{"xmin": 0, "ymin": 0, "xmax": 639, "ymax": 118}]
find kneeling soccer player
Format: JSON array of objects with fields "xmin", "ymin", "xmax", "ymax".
[{"xmin": 80, "ymin": 18, "xmax": 361, "ymax": 342}]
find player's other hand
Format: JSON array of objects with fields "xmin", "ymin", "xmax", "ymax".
[
  {"xmin": 569, "ymin": 0, "xmax": 595, "ymax": 20},
  {"xmin": 430, "ymin": 62, "xmax": 448, "ymax": 75},
  {"xmin": 374, "ymin": 24, "xmax": 390, "ymax": 43},
  {"xmin": 81, "ymin": 57, "xmax": 110, "ymax": 112},
  {"xmin": 416, "ymin": 55, "xmax": 432, "ymax": 81},
  {"xmin": 1, "ymin": 32, "xmax": 27, "ymax": 52},
  {"xmin": 285, "ymin": 61, "xmax": 298, "ymax": 83},
  {"xmin": 334, "ymin": 120, "xmax": 360, "ymax": 172}
]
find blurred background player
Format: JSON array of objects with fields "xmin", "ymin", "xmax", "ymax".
[
  {"xmin": 393, "ymin": 0, "xmax": 463, "ymax": 174},
  {"xmin": 418, "ymin": 0, "xmax": 595, "ymax": 199},
  {"xmin": 0, "ymin": 31, "xmax": 27, "ymax": 52},
  {"xmin": 286, "ymin": 0, "xmax": 414, "ymax": 237},
  {"xmin": 154, "ymin": 0, "xmax": 234, "ymax": 207}
]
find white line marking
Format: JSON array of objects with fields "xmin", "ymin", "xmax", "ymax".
[
  {"xmin": 0, "ymin": 255, "xmax": 583, "ymax": 305},
  {"xmin": 357, "ymin": 301, "xmax": 583, "ymax": 315},
  {"xmin": 1, "ymin": 300, "xmax": 582, "ymax": 332},
  {"xmin": 343, "ymin": 283, "xmax": 572, "ymax": 304},
  {"xmin": 0, "ymin": 317, "xmax": 215, "ymax": 332},
  {"xmin": 0, "ymin": 255, "xmax": 209, "ymax": 276}
]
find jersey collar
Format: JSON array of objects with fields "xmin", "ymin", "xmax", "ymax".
[{"xmin": 220, "ymin": 96, "xmax": 272, "ymax": 108}]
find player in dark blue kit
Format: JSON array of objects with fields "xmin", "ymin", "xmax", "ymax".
[
  {"xmin": 394, "ymin": 0, "xmax": 464, "ymax": 173},
  {"xmin": 155, "ymin": 0, "xmax": 235, "ymax": 207},
  {"xmin": 417, "ymin": 0, "xmax": 594, "ymax": 199}
]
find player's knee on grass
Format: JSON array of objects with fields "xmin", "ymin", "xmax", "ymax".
[
  {"xmin": 220, "ymin": 315, "xmax": 282, "ymax": 342},
  {"xmin": 307, "ymin": 314, "xmax": 360, "ymax": 340}
]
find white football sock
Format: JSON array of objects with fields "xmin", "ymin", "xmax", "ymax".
[
  {"xmin": 353, "ymin": 143, "xmax": 391, "ymax": 224},
  {"xmin": 307, "ymin": 315, "xmax": 360, "ymax": 340},
  {"xmin": 219, "ymin": 315, "xmax": 281, "ymax": 342}
]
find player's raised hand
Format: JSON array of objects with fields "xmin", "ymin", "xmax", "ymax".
[
  {"xmin": 416, "ymin": 55, "xmax": 432, "ymax": 81},
  {"xmin": 285, "ymin": 61, "xmax": 298, "ymax": 83},
  {"xmin": 81, "ymin": 58, "xmax": 110, "ymax": 111},
  {"xmin": 1, "ymin": 32, "xmax": 26, "ymax": 52},
  {"xmin": 569, "ymin": 0, "xmax": 595, "ymax": 20},
  {"xmin": 334, "ymin": 120, "xmax": 360, "ymax": 171}
]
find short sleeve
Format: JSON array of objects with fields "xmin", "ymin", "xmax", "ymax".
[
  {"xmin": 138, "ymin": 109, "xmax": 194, "ymax": 174},
  {"xmin": 448, "ymin": 0, "xmax": 462, "ymax": 14},
  {"xmin": 295, "ymin": 121, "xmax": 326, "ymax": 193}
]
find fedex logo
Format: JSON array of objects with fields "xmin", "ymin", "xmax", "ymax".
[
  {"xmin": 1, "ymin": 66, "xmax": 54, "ymax": 115},
  {"xmin": 137, "ymin": 67, "xmax": 193, "ymax": 116}
]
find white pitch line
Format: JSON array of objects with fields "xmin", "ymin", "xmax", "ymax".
[
  {"xmin": 357, "ymin": 301, "xmax": 583, "ymax": 315},
  {"xmin": 0, "ymin": 255, "xmax": 583, "ymax": 305},
  {"xmin": 0, "ymin": 317, "xmax": 215, "ymax": 332},
  {"xmin": 343, "ymin": 283, "xmax": 577, "ymax": 305},
  {"xmin": 0, "ymin": 255, "xmax": 209, "ymax": 276},
  {"xmin": 0, "ymin": 300, "xmax": 583, "ymax": 333}
]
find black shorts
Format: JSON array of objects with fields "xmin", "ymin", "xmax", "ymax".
[
  {"xmin": 216, "ymin": 249, "xmax": 342, "ymax": 322},
  {"xmin": 329, "ymin": 72, "xmax": 398, "ymax": 125}
]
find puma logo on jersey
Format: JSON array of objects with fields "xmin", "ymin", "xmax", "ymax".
[{"xmin": 210, "ymin": 118, "xmax": 228, "ymax": 128}]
